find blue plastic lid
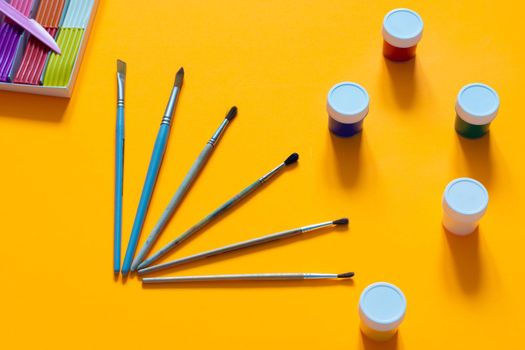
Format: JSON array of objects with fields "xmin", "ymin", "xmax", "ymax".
[
  {"xmin": 327, "ymin": 82, "xmax": 370, "ymax": 124},
  {"xmin": 456, "ymin": 83, "xmax": 500, "ymax": 125},
  {"xmin": 382, "ymin": 8, "xmax": 423, "ymax": 48},
  {"xmin": 444, "ymin": 178, "xmax": 488, "ymax": 217},
  {"xmin": 359, "ymin": 282, "xmax": 406, "ymax": 332}
]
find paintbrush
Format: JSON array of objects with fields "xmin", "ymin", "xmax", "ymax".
[
  {"xmin": 138, "ymin": 218, "xmax": 348, "ymax": 275},
  {"xmin": 130, "ymin": 107, "xmax": 238, "ymax": 271},
  {"xmin": 142, "ymin": 272, "xmax": 355, "ymax": 284},
  {"xmin": 121, "ymin": 68, "xmax": 184, "ymax": 276},
  {"xmin": 114, "ymin": 59, "xmax": 126, "ymax": 273},
  {"xmin": 137, "ymin": 152, "xmax": 299, "ymax": 270}
]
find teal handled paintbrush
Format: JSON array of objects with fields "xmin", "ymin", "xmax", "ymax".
[
  {"xmin": 137, "ymin": 153, "xmax": 299, "ymax": 270},
  {"xmin": 130, "ymin": 107, "xmax": 238, "ymax": 271},
  {"xmin": 138, "ymin": 218, "xmax": 348, "ymax": 275},
  {"xmin": 114, "ymin": 59, "xmax": 126, "ymax": 273},
  {"xmin": 121, "ymin": 68, "xmax": 184, "ymax": 276}
]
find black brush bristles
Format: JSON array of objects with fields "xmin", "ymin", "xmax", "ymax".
[
  {"xmin": 175, "ymin": 67, "xmax": 184, "ymax": 88},
  {"xmin": 337, "ymin": 272, "xmax": 355, "ymax": 279},
  {"xmin": 284, "ymin": 153, "xmax": 299, "ymax": 166},
  {"xmin": 333, "ymin": 218, "xmax": 349, "ymax": 225},
  {"xmin": 226, "ymin": 106, "xmax": 237, "ymax": 121}
]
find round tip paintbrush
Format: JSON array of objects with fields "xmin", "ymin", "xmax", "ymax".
[
  {"xmin": 137, "ymin": 152, "xmax": 300, "ymax": 270},
  {"xmin": 130, "ymin": 106, "xmax": 238, "ymax": 271},
  {"xmin": 142, "ymin": 272, "xmax": 355, "ymax": 284},
  {"xmin": 284, "ymin": 152, "xmax": 299, "ymax": 165},
  {"xmin": 138, "ymin": 218, "xmax": 349, "ymax": 275}
]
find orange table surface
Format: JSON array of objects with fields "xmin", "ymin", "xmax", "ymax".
[{"xmin": 1, "ymin": 1, "xmax": 524, "ymax": 349}]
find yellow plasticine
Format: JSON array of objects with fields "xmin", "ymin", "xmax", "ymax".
[{"xmin": 43, "ymin": 28, "xmax": 84, "ymax": 86}]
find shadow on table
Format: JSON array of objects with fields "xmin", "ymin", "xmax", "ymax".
[
  {"xmin": 383, "ymin": 58, "xmax": 417, "ymax": 110},
  {"xmin": 360, "ymin": 331, "xmax": 399, "ymax": 350},
  {"xmin": 444, "ymin": 226, "xmax": 482, "ymax": 294},
  {"xmin": 0, "ymin": 90, "xmax": 68, "ymax": 122},
  {"xmin": 329, "ymin": 132, "xmax": 363, "ymax": 188},
  {"xmin": 456, "ymin": 133, "xmax": 493, "ymax": 189}
]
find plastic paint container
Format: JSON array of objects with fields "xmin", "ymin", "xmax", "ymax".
[
  {"xmin": 442, "ymin": 178, "xmax": 489, "ymax": 235},
  {"xmin": 382, "ymin": 8, "xmax": 423, "ymax": 61},
  {"xmin": 359, "ymin": 282, "xmax": 406, "ymax": 342},
  {"xmin": 327, "ymin": 82, "xmax": 369, "ymax": 137},
  {"xmin": 455, "ymin": 83, "xmax": 500, "ymax": 139}
]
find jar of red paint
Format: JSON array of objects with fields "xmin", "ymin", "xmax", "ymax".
[{"xmin": 382, "ymin": 8, "xmax": 424, "ymax": 62}]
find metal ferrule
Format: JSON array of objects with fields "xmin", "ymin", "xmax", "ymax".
[
  {"xmin": 117, "ymin": 73, "xmax": 125, "ymax": 106},
  {"xmin": 303, "ymin": 273, "xmax": 338, "ymax": 279},
  {"xmin": 258, "ymin": 162, "xmax": 285, "ymax": 183},
  {"xmin": 301, "ymin": 221, "xmax": 334, "ymax": 233},
  {"xmin": 207, "ymin": 119, "xmax": 229, "ymax": 147},
  {"xmin": 161, "ymin": 86, "xmax": 180, "ymax": 125}
]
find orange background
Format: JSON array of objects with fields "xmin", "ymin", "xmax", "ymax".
[{"xmin": 1, "ymin": 1, "xmax": 524, "ymax": 349}]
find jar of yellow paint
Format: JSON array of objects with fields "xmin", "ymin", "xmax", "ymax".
[{"xmin": 359, "ymin": 282, "xmax": 406, "ymax": 341}]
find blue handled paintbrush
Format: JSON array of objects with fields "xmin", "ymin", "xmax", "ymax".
[
  {"xmin": 121, "ymin": 68, "xmax": 184, "ymax": 276},
  {"xmin": 114, "ymin": 59, "xmax": 126, "ymax": 273}
]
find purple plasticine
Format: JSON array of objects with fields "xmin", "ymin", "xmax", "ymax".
[{"xmin": 0, "ymin": 22, "xmax": 23, "ymax": 81}]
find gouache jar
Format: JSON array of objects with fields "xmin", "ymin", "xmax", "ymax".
[
  {"xmin": 442, "ymin": 178, "xmax": 489, "ymax": 235},
  {"xmin": 382, "ymin": 8, "xmax": 424, "ymax": 61},
  {"xmin": 327, "ymin": 82, "xmax": 369, "ymax": 137},
  {"xmin": 455, "ymin": 83, "xmax": 500, "ymax": 139},
  {"xmin": 359, "ymin": 282, "xmax": 406, "ymax": 342}
]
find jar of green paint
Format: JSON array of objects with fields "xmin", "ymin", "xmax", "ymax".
[{"xmin": 455, "ymin": 83, "xmax": 500, "ymax": 138}]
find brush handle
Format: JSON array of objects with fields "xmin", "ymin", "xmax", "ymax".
[
  {"xmin": 142, "ymin": 273, "xmax": 343, "ymax": 283},
  {"xmin": 130, "ymin": 143, "xmax": 214, "ymax": 271},
  {"xmin": 114, "ymin": 105, "xmax": 125, "ymax": 273},
  {"xmin": 139, "ymin": 179, "xmax": 262, "ymax": 269},
  {"xmin": 121, "ymin": 124, "xmax": 170, "ymax": 275},
  {"xmin": 143, "ymin": 273, "xmax": 309, "ymax": 283},
  {"xmin": 139, "ymin": 227, "xmax": 303, "ymax": 275}
]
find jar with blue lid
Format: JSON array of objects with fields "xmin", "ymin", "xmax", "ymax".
[
  {"xmin": 359, "ymin": 282, "xmax": 407, "ymax": 341},
  {"xmin": 455, "ymin": 83, "xmax": 500, "ymax": 138},
  {"xmin": 442, "ymin": 177, "xmax": 489, "ymax": 235},
  {"xmin": 326, "ymin": 82, "xmax": 369, "ymax": 137},
  {"xmin": 382, "ymin": 8, "xmax": 424, "ymax": 61}
]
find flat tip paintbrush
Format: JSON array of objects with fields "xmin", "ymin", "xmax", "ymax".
[
  {"xmin": 114, "ymin": 59, "xmax": 126, "ymax": 273},
  {"xmin": 121, "ymin": 66, "xmax": 184, "ymax": 276},
  {"xmin": 117, "ymin": 59, "xmax": 126, "ymax": 75}
]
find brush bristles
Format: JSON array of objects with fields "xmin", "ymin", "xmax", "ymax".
[
  {"xmin": 226, "ymin": 106, "xmax": 237, "ymax": 121},
  {"xmin": 332, "ymin": 218, "xmax": 349, "ymax": 225},
  {"xmin": 117, "ymin": 59, "xmax": 126, "ymax": 75},
  {"xmin": 175, "ymin": 67, "xmax": 184, "ymax": 87},
  {"xmin": 284, "ymin": 153, "xmax": 299, "ymax": 166},
  {"xmin": 337, "ymin": 272, "xmax": 354, "ymax": 278}
]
